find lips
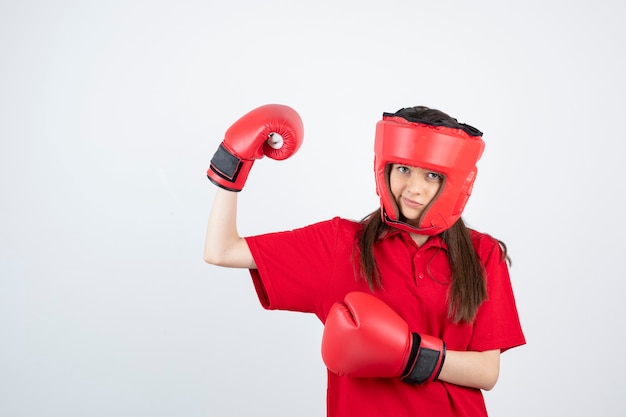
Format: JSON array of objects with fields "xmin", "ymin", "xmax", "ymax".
[{"xmin": 401, "ymin": 196, "xmax": 423, "ymax": 209}]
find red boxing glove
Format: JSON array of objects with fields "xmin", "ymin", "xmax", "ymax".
[
  {"xmin": 207, "ymin": 104, "xmax": 304, "ymax": 191},
  {"xmin": 321, "ymin": 292, "xmax": 446, "ymax": 385}
]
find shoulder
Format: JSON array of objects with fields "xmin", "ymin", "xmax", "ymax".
[
  {"xmin": 246, "ymin": 217, "xmax": 362, "ymax": 262},
  {"xmin": 331, "ymin": 216, "xmax": 363, "ymax": 231},
  {"xmin": 468, "ymin": 228, "xmax": 505, "ymax": 260},
  {"xmin": 305, "ymin": 217, "xmax": 363, "ymax": 250},
  {"xmin": 255, "ymin": 216, "xmax": 362, "ymax": 243},
  {"xmin": 298, "ymin": 216, "xmax": 361, "ymax": 231},
  {"xmin": 317, "ymin": 217, "xmax": 363, "ymax": 243}
]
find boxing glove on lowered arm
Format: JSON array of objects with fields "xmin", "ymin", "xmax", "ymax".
[{"xmin": 321, "ymin": 292, "xmax": 446, "ymax": 385}]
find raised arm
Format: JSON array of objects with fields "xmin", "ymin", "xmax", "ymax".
[
  {"xmin": 203, "ymin": 188, "xmax": 255, "ymax": 268},
  {"xmin": 202, "ymin": 104, "xmax": 304, "ymax": 269}
]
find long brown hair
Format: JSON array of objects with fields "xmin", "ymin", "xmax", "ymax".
[{"xmin": 356, "ymin": 106, "xmax": 508, "ymax": 323}]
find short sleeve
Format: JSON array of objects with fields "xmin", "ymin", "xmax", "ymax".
[
  {"xmin": 468, "ymin": 235, "xmax": 526, "ymax": 352},
  {"xmin": 245, "ymin": 217, "xmax": 346, "ymax": 313}
]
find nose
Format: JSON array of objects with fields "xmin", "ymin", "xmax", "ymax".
[{"xmin": 406, "ymin": 172, "xmax": 425, "ymax": 194}]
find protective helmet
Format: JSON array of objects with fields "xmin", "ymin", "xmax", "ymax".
[{"xmin": 374, "ymin": 109, "xmax": 485, "ymax": 235}]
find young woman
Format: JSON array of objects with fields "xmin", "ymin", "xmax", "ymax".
[{"xmin": 204, "ymin": 104, "xmax": 525, "ymax": 417}]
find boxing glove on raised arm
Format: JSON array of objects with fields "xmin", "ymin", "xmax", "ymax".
[
  {"xmin": 321, "ymin": 292, "xmax": 446, "ymax": 385},
  {"xmin": 207, "ymin": 104, "xmax": 304, "ymax": 191}
]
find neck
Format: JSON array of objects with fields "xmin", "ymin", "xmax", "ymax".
[{"xmin": 410, "ymin": 233, "xmax": 429, "ymax": 247}]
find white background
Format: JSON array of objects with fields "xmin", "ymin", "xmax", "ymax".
[{"xmin": 2, "ymin": 0, "xmax": 625, "ymax": 416}]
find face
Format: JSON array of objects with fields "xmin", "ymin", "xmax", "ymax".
[{"xmin": 388, "ymin": 164, "xmax": 443, "ymax": 227}]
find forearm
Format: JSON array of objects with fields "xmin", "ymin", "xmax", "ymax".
[
  {"xmin": 203, "ymin": 104, "xmax": 303, "ymax": 269},
  {"xmin": 436, "ymin": 349, "xmax": 500, "ymax": 391},
  {"xmin": 203, "ymin": 188, "xmax": 255, "ymax": 268}
]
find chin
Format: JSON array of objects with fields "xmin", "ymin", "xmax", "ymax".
[
  {"xmin": 399, "ymin": 215, "xmax": 422, "ymax": 227},
  {"xmin": 400, "ymin": 211, "xmax": 423, "ymax": 224}
]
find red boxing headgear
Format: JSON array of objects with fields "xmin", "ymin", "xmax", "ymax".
[{"xmin": 374, "ymin": 111, "xmax": 485, "ymax": 235}]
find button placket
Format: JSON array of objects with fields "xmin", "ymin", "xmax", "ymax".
[{"xmin": 413, "ymin": 252, "xmax": 425, "ymax": 286}]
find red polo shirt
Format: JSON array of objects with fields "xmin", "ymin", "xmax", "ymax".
[{"xmin": 246, "ymin": 217, "xmax": 525, "ymax": 417}]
